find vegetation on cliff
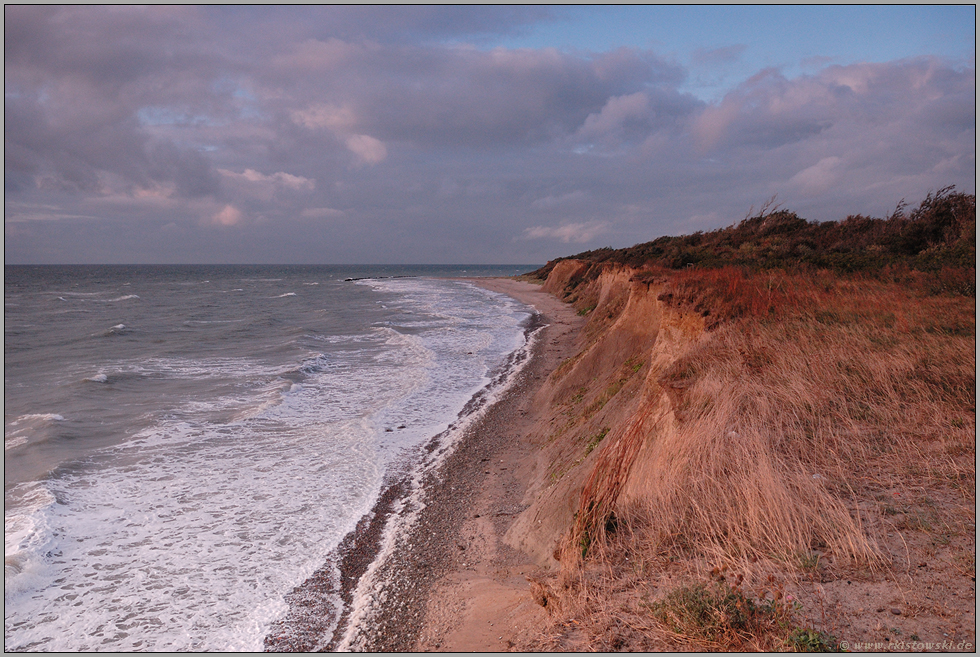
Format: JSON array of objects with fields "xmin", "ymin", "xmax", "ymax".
[
  {"xmin": 531, "ymin": 186, "xmax": 975, "ymax": 297},
  {"xmin": 517, "ymin": 188, "xmax": 975, "ymax": 651}
]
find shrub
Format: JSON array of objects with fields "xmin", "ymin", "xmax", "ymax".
[
  {"xmin": 527, "ymin": 187, "xmax": 975, "ymax": 296},
  {"xmin": 648, "ymin": 582, "xmax": 796, "ymax": 651}
]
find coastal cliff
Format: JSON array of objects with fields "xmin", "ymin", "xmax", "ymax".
[
  {"xmin": 414, "ymin": 189, "xmax": 974, "ymax": 651},
  {"xmin": 507, "ymin": 253, "xmax": 974, "ymax": 650},
  {"xmin": 506, "ymin": 261, "xmax": 705, "ymax": 566}
]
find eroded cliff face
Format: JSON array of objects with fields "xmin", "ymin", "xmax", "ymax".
[
  {"xmin": 503, "ymin": 251, "xmax": 976, "ymax": 651},
  {"xmin": 506, "ymin": 261, "xmax": 705, "ymax": 566}
]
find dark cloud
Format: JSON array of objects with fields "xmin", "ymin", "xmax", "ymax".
[{"xmin": 4, "ymin": 6, "xmax": 975, "ymax": 264}]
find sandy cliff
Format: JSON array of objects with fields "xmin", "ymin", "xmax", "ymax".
[
  {"xmin": 515, "ymin": 259, "xmax": 975, "ymax": 650},
  {"xmin": 506, "ymin": 261, "xmax": 706, "ymax": 567}
]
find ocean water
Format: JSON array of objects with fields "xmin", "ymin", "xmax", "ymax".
[{"xmin": 3, "ymin": 264, "xmax": 539, "ymax": 652}]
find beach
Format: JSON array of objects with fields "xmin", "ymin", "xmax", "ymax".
[{"xmin": 326, "ymin": 278, "xmax": 584, "ymax": 651}]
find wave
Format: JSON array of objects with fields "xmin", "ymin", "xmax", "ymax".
[
  {"xmin": 3, "ymin": 273, "xmax": 536, "ymax": 652},
  {"xmin": 102, "ymin": 324, "xmax": 130, "ymax": 337},
  {"xmin": 49, "ymin": 291, "xmax": 103, "ymax": 297},
  {"xmin": 11, "ymin": 413, "xmax": 65, "ymax": 424},
  {"xmin": 4, "ymin": 483, "xmax": 57, "ymax": 587},
  {"xmin": 57, "ymin": 294, "xmax": 141, "ymax": 303},
  {"xmin": 5, "ymin": 435, "xmax": 29, "ymax": 450},
  {"xmin": 5, "ymin": 414, "xmax": 66, "ymax": 450}
]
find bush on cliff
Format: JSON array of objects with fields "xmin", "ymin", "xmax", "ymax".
[{"xmin": 529, "ymin": 187, "xmax": 975, "ymax": 297}]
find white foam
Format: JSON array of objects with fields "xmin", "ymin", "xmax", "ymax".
[
  {"xmin": 4, "ymin": 435, "xmax": 28, "ymax": 450},
  {"xmin": 83, "ymin": 373, "xmax": 108, "ymax": 383},
  {"xmin": 4, "ymin": 417, "xmax": 383, "ymax": 652},
  {"xmin": 4, "ymin": 483, "xmax": 57, "ymax": 590},
  {"xmin": 10, "ymin": 413, "xmax": 65, "ymax": 425}
]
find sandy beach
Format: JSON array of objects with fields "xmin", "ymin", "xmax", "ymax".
[{"xmin": 328, "ymin": 278, "xmax": 583, "ymax": 651}]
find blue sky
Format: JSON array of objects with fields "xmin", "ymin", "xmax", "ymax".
[
  {"xmin": 4, "ymin": 6, "xmax": 976, "ymax": 264},
  {"xmin": 488, "ymin": 5, "xmax": 976, "ymax": 100}
]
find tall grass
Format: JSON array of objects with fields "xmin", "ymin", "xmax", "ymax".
[{"xmin": 570, "ymin": 270, "xmax": 975, "ymax": 571}]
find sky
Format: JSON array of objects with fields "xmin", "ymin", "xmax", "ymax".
[{"xmin": 4, "ymin": 5, "xmax": 976, "ymax": 265}]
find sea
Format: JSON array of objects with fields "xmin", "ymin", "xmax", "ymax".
[{"xmin": 4, "ymin": 264, "xmax": 541, "ymax": 652}]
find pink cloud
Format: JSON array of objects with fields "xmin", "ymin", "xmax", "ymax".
[
  {"xmin": 345, "ymin": 134, "xmax": 387, "ymax": 166},
  {"xmin": 212, "ymin": 204, "xmax": 243, "ymax": 226},
  {"xmin": 523, "ymin": 221, "xmax": 606, "ymax": 243}
]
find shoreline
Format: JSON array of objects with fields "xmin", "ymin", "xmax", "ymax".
[
  {"xmin": 265, "ymin": 277, "xmax": 582, "ymax": 652},
  {"xmin": 347, "ymin": 278, "xmax": 581, "ymax": 651},
  {"xmin": 336, "ymin": 277, "xmax": 583, "ymax": 651},
  {"xmin": 411, "ymin": 278, "xmax": 586, "ymax": 651}
]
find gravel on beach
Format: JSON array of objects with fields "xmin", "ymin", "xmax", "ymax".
[{"xmin": 264, "ymin": 308, "xmax": 552, "ymax": 652}]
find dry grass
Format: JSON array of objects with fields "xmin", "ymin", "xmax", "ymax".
[
  {"xmin": 522, "ymin": 527, "xmax": 838, "ymax": 652},
  {"xmin": 582, "ymin": 271, "xmax": 974, "ymax": 564},
  {"xmin": 535, "ymin": 269, "xmax": 975, "ymax": 649}
]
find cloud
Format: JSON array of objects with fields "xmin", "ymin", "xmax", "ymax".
[
  {"xmin": 291, "ymin": 104, "xmax": 357, "ymax": 131},
  {"xmin": 276, "ymin": 44, "xmax": 688, "ymax": 149},
  {"xmin": 531, "ymin": 190, "xmax": 588, "ymax": 209},
  {"xmin": 523, "ymin": 221, "xmax": 607, "ymax": 243},
  {"xmin": 219, "ymin": 168, "xmax": 314, "ymax": 196},
  {"xmin": 273, "ymin": 38, "xmax": 362, "ymax": 72},
  {"xmin": 691, "ymin": 58, "xmax": 975, "ymax": 154},
  {"xmin": 691, "ymin": 44, "xmax": 747, "ymax": 67},
  {"xmin": 576, "ymin": 92, "xmax": 649, "ymax": 140},
  {"xmin": 801, "ymin": 55, "xmax": 835, "ymax": 70},
  {"xmin": 3, "ymin": 7, "xmax": 974, "ymax": 265},
  {"xmin": 789, "ymin": 156, "xmax": 843, "ymax": 195},
  {"xmin": 4, "ymin": 205, "xmax": 100, "ymax": 223},
  {"xmin": 345, "ymin": 134, "xmax": 388, "ymax": 166},
  {"xmin": 212, "ymin": 204, "xmax": 243, "ymax": 226},
  {"xmin": 291, "ymin": 105, "xmax": 386, "ymax": 167},
  {"xmin": 300, "ymin": 207, "xmax": 344, "ymax": 218}
]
